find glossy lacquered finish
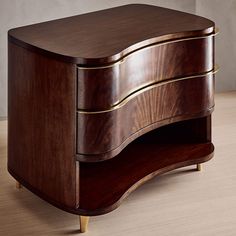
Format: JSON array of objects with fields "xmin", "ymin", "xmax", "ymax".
[
  {"xmin": 79, "ymin": 116, "xmax": 214, "ymax": 215},
  {"xmin": 8, "ymin": 4, "xmax": 214, "ymax": 65},
  {"xmin": 8, "ymin": 4, "xmax": 216, "ymax": 219},
  {"xmin": 8, "ymin": 42, "xmax": 78, "ymax": 209},
  {"xmin": 77, "ymin": 36, "xmax": 214, "ymax": 110},
  {"xmin": 76, "ymin": 74, "xmax": 215, "ymax": 161}
]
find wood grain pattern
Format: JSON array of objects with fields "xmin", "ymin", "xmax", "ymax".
[
  {"xmin": 78, "ymin": 116, "xmax": 214, "ymax": 215},
  {"xmin": 8, "ymin": 4, "xmax": 214, "ymax": 65},
  {"xmin": 77, "ymin": 36, "xmax": 214, "ymax": 110},
  {"xmin": 79, "ymin": 142, "xmax": 214, "ymax": 216},
  {"xmin": 7, "ymin": 4, "xmax": 216, "ymax": 220},
  {"xmin": 7, "ymin": 110, "xmax": 214, "ymax": 217},
  {"xmin": 8, "ymin": 42, "xmax": 78, "ymax": 209},
  {"xmin": 8, "ymin": 115, "xmax": 214, "ymax": 216},
  {"xmin": 76, "ymin": 74, "xmax": 215, "ymax": 161},
  {"xmin": 3, "ymin": 93, "xmax": 236, "ymax": 235}
]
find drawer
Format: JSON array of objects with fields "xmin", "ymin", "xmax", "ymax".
[
  {"xmin": 76, "ymin": 72, "xmax": 215, "ymax": 162},
  {"xmin": 77, "ymin": 35, "xmax": 214, "ymax": 110}
]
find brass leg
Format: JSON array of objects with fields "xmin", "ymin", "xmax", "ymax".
[
  {"xmin": 196, "ymin": 164, "xmax": 202, "ymax": 171},
  {"xmin": 79, "ymin": 216, "xmax": 89, "ymax": 233},
  {"xmin": 16, "ymin": 181, "xmax": 22, "ymax": 189}
]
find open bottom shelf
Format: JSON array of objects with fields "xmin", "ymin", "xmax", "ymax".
[{"xmin": 79, "ymin": 118, "xmax": 214, "ymax": 215}]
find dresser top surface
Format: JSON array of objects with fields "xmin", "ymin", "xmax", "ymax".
[{"xmin": 8, "ymin": 4, "xmax": 214, "ymax": 65}]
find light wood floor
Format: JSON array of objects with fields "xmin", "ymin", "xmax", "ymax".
[{"xmin": 0, "ymin": 92, "xmax": 236, "ymax": 236}]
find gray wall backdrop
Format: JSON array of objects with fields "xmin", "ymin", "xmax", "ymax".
[
  {"xmin": 196, "ymin": 0, "xmax": 236, "ymax": 92},
  {"xmin": 0, "ymin": 0, "xmax": 233, "ymax": 118}
]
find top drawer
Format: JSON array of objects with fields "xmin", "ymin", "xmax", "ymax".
[{"xmin": 77, "ymin": 35, "xmax": 214, "ymax": 110}]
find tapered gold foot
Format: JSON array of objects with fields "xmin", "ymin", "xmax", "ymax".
[
  {"xmin": 79, "ymin": 216, "xmax": 89, "ymax": 233},
  {"xmin": 196, "ymin": 164, "xmax": 202, "ymax": 171},
  {"xmin": 16, "ymin": 181, "xmax": 22, "ymax": 189}
]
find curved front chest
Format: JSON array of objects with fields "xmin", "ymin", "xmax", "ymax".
[
  {"xmin": 8, "ymin": 3, "xmax": 217, "ymax": 220},
  {"xmin": 76, "ymin": 33, "xmax": 216, "ymax": 162},
  {"xmin": 76, "ymin": 74, "xmax": 215, "ymax": 162}
]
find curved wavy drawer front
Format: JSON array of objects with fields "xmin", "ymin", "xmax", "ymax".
[
  {"xmin": 76, "ymin": 72, "xmax": 215, "ymax": 162},
  {"xmin": 77, "ymin": 35, "xmax": 214, "ymax": 110}
]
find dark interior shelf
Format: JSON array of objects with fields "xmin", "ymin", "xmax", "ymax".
[{"xmin": 79, "ymin": 117, "xmax": 214, "ymax": 215}]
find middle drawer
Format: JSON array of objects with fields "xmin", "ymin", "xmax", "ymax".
[{"xmin": 76, "ymin": 73, "xmax": 215, "ymax": 162}]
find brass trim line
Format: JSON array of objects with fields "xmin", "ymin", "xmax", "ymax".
[
  {"xmin": 77, "ymin": 29, "xmax": 219, "ymax": 70},
  {"xmin": 77, "ymin": 65, "xmax": 219, "ymax": 114}
]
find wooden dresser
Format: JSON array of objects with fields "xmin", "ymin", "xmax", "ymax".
[{"xmin": 8, "ymin": 4, "xmax": 217, "ymax": 233}]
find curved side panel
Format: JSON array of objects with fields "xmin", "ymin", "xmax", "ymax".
[
  {"xmin": 76, "ymin": 74, "xmax": 214, "ymax": 161},
  {"xmin": 77, "ymin": 36, "xmax": 214, "ymax": 110},
  {"xmin": 8, "ymin": 42, "xmax": 78, "ymax": 208}
]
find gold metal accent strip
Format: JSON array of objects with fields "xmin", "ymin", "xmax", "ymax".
[
  {"xmin": 77, "ymin": 29, "xmax": 219, "ymax": 70},
  {"xmin": 77, "ymin": 65, "xmax": 219, "ymax": 114}
]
